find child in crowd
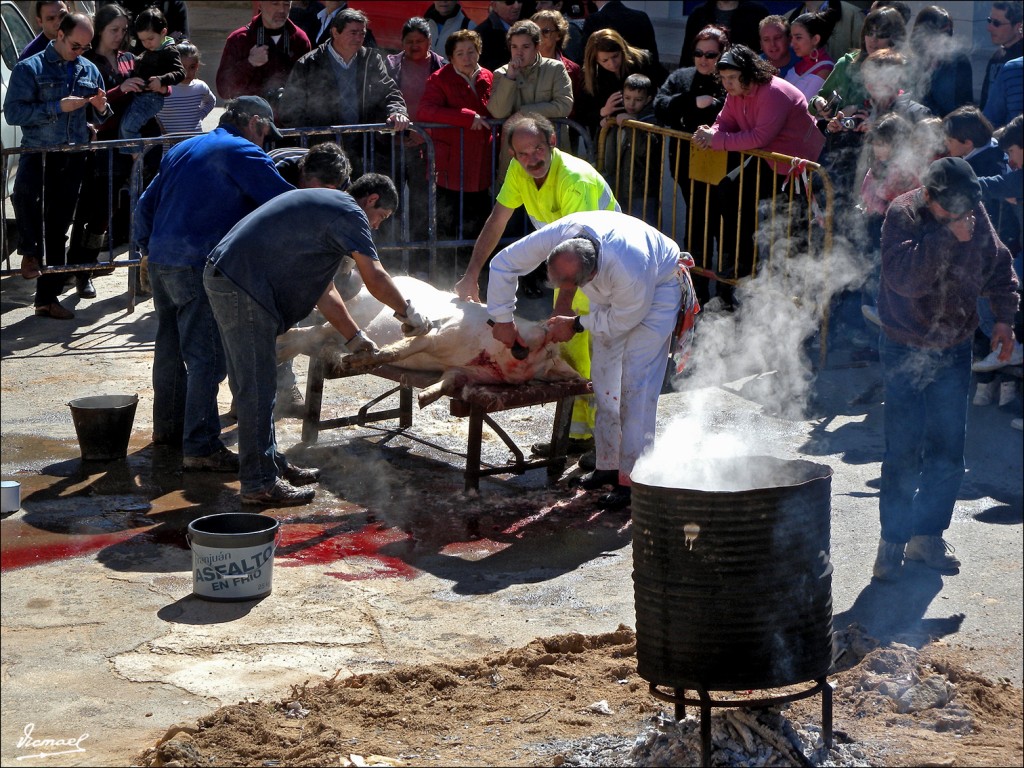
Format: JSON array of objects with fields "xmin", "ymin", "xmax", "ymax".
[
  {"xmin": 785, "ymin": 11, "xmax": 835, "ymax": 101},
  {"xmin": 969, "ymin": 114, "xmax": 1024, "ymax": 416},
  {"xmin": 857, "ymin": 113, "xmax": 918, "ymax": 327},
  {"xmin": 604, "ymin": 73, "xmax": 660, "ymax": 224},
  {"xmin": 157, "ymin": 41, "xmax": 215, "ymax": 134},
  {"xmin": 119, "ymin": 7, "xmax": 185, "ymax": 151}
]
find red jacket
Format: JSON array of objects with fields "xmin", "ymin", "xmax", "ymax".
[
  {"xmin": 417, "ymin": 64, "xmax": 494, "ymax": 193},
  {"xmin": 215, "ymin": 15, "xmax": 310, "ymax": 102}
]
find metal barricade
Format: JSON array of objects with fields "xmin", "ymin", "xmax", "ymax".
[
  {"xmin": 597, "ymin": 120, "xmax": 836, "ymax": 365},
  {"xmin": 2, "ymin": 118, "xmax": 594, "ymax": 297}
]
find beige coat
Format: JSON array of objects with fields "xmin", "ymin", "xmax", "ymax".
[{"xmin": 488, "ymin": 56, "xmax": 573, "ymax": 119}]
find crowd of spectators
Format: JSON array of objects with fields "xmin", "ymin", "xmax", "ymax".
[{"xmin": 3, "ymin": 1, "xmax": 1021, "ymax": 418}]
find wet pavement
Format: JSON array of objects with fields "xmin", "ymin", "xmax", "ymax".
[{"xmin": 1, "ymin": 266, "xmax": 1022, "ymax": 765}]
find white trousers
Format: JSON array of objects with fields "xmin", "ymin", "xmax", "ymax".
[{"xmin": 590, "ymin": 281, "xmax": 681, "ymax": 484}]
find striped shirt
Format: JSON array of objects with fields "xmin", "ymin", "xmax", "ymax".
[{"xmin": 157, "ymin": 78, "xmax": 216, "ymax": 134}]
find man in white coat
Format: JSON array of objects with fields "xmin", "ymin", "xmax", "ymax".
[{"xmin": 487, "ymin": 210, "xmax": 694, "ymax": 510}]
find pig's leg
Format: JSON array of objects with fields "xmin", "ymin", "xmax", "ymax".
[{"xmin": 276, "ymin": 322, "xmax": 339, "ymax": 363}]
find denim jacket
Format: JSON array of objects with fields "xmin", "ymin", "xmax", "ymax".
[{"xmin": 2, "ymin": 42, "xmax": 111, "ymax": 148}]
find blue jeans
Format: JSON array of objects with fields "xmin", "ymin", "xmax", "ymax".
[
  {"xmin": 150, "ymin": 263, "xmax": 227, "ymax": 457},
  {"xmin": 879, "ymin": 335, "xmax": 973, "ymax": 544},
  {"xmin": 203, "ymin": 265, "xmax": 287, "ymax": 494},
  {"xmin": 119, "ymin": 91, "xmax": 164, "ymax": 149}
]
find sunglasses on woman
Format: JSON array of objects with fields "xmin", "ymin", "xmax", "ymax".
[{"xmin": 694, "ymin": 50, "xmax": 720, "ymax": 59}]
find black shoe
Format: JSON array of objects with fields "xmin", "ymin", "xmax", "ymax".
[
  {"xmin": 282, "ymin": 464, "xmax": 320, "ymax": 486},
  {"xmin": 241, "ymin": 479, "xmax": 315, "ymax": 507},
  {"xmin": 578, "ymin": 450, "xmax": 596, "ymax": 471},
  {"xmin": 598, "ymin": 485, "xmax": 631, "ymax": 510},
  {"xmin": 76, "ymin": 274, "xmax": 96, "ymax": 298},
  {"xmin": 530, "ymin": 436, "xmax": 594, "ymax": 456},
  {"xmin": 579, "ymin": 469, "xmax": 618, "ymax": 490}
]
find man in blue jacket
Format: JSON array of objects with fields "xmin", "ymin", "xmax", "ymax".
[
  {"xmin": 134, "ymin": 96, "xmax": 295, "ymax": 473},
  {"xmin": 3, "ymin": 12, "xmax": 110, "ymax": 319}
]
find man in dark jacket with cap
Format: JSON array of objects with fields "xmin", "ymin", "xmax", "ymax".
[{"xmin": 872, "ymin": 157, "xmax": 1020, "ymax": 581}]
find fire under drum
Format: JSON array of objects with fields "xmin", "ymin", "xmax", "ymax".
[{"xmin": 631, "ymin": 456, "xmax": 834, "ymax": 766}]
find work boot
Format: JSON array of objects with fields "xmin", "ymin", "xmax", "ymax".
[
  {"xmin": 973, "ymin": 380, "xmax": 995, "ymax": 406},
  {"xmin": 274, "ymin": 385, "xmax": 305, "ymax": 418},
  {"xmin": 904, "ymin": 535, "xmax": 960, "ymax": 574},
  {"xmin": 530, "ymin": 436, "xmax": 593, "ymax": 456},
  {"xmin": 872, "ymin": 539, "xmax": 905, "ymax": 581},
  {"xmin": 182, "ymin": 446, "xmax": 239, "ymax": 473},
  {"xmin": 282, "ymin": 463, "xmax": 320, "ymax": 486},
  {"xmin": 20, "ymin": 255, "xmax": 41, "ymax": 280},
  {"xmin": 578, "ymin": 469, "xmax": 618, "ymax": 491},
  {"xmin": 34, "ymin": 301, "xmax": 74, "ymax": 320},
  {"xmin": 241, "ymin": 478, "xmax": 315, "ymax": 507}
]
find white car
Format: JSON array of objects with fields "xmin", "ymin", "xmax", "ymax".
[{"xmin": 2, "ymin": 0, "xmax": 33, "ymax": 256}]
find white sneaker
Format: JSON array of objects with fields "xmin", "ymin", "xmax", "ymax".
[
  {"xmin": 861, "ymin": 304, "xmax": 882, "ymax": 328},
  {"xmin": 972, "ymin": 341, "xmax": 1024, "ymax": 372},
  {"xmin": 1012, "ymin": 418, "xmax": 1023, "ymax": 431},
  {"xmin": 973, "ymin": 380, "xmax": 995, "ymax": 406},
  {"xmin": 999, "ymin": 380, "xmax": 1018, "ymax": 407}
]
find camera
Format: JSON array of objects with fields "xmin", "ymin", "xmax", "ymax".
[
  {"xmin": 840, "ymin": 116, "xmax": 862, "ymax": 130},
  {"xmin": 823, "ymin": 90, "xmax": 842, "ymax": 115}
]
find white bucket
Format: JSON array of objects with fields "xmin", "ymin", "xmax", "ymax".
[
  {"xmin": 1, "ymin": 480, "xmax": 21, "ymax": 513},
  {"xmin": 187, "ymin": 513, "xmax": 280, "ymax": 602}
]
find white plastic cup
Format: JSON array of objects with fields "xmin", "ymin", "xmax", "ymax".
[{"xmin": 1, "ymin": 480, "xmax": 21, "ymax": 513}]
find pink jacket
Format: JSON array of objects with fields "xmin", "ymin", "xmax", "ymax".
[{"xmin": 709, "ymin": 76, "xmax": 825, "ymax": 175}]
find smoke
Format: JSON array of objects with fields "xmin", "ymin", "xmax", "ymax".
[{"xmin": 633, "ymin": 215, "xmax": 865, "ymax": 490}]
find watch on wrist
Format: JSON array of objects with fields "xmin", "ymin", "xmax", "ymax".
[{"xmin": 572, "ymin": 316, "xmax": 585, "ymax": 334}]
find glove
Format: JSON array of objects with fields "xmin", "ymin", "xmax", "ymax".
[
  {"xmin": 344, "ymin": 330, "xmax": 378, "ymax": 354},
  {"xmin": 394, "ymin": 300, "xmax": 432, "ymax": 337}
]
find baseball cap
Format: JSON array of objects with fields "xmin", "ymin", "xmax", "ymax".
[
  {"xmin": 922, "ymin": 156, "xmax": 982, "ymax": 215},
  {"xmin": 232, "ymin": 95, "xmax": 285, "ymax": 142}
]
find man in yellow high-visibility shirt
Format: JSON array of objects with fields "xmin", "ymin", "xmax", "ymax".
[{"xmin": 455, "ymin": 112, "xmax": 619, "ymax": 467}]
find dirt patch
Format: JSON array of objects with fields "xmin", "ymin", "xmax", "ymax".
[{"xmin": 135, "ymin": 626, "xmax": 1022, "ymax": 767}]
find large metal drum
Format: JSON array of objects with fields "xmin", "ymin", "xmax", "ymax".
[{"xmin": 632, "ymin": 456, "xmax": 834, "ymax": 691}]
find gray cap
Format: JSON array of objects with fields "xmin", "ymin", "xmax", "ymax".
[
  {"xmin": 231, "ymin": 95, "xmax": 285, "ymax": 141},
  {"xmin": 922, "ymin": 156, "xmax": 982, "ymax": 215}
]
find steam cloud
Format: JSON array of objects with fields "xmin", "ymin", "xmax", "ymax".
[{"xmin": 633, "ymin": 214, "xmax": 865, "ymax": 490}]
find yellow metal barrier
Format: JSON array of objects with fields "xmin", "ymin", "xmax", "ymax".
[{"xmin": 598, "ymin": 119, "xmax": 835, "ymax": 365}]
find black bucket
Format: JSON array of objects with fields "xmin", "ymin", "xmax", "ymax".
[
  {"xmin": 632, "ymin": 456, "xmax": 834, "ymax": 691},
  {"xmin": 187, "ymin": 513, "xmax": 280, "ymax": 602},
  {"xmin": 68, "ymin": 394, "xmax": 139, "ymax": 461}
]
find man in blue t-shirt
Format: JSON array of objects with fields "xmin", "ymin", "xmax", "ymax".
[{"xmin": 204, "ymin": 183, "xmax": 433, "ymax": 507}]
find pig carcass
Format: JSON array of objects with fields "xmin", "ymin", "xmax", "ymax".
[{"xmin": 278, "ymin": 276, "xmax": 581, "ymax": 407}]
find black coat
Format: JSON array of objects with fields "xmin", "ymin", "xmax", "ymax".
[
  {"xmin": 476, "ymin": 12, "xmax": 511, "ymax": 73},
  {"xmin": 679, "ymin": 1, "xmax": 769, "ymax": 66},
  {"xmin": 581, "ymin": 1, "xmax": 660, "ymax": 67},
  {"xmin": 278, "ymin": 46, "xmax": 406, "ymax": 129}
]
